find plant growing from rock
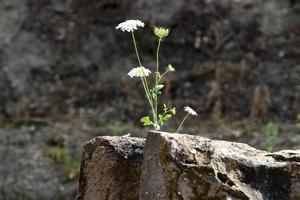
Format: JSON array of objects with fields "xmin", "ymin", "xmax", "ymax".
[{"xmin": 116, "ymin": 20, "xmax": 197, "ymax": 132}]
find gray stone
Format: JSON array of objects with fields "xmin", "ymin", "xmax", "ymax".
[
  {"xmin": 77, "ymin": 135, "xmax": 145, "ymax": 200},
  {"xmin": 140, "ymin": 131, "xmax": 300, "ymax": 200}
]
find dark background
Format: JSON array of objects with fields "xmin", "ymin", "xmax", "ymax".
[{"xmin": 0, "ymin": 0, "xmax": 299, "ymax": 199}]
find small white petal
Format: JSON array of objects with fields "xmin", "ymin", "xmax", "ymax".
[
  {"xmin": 128, "ymin": 67, "xmax": 151, "ymax": 78},
  {"xmin": 116, "ymin": 20, "xmax": 145, "ymax": 32},
  {"xmin": 184, "ymin": 106, "xmax": 198, "ymax": 116}
]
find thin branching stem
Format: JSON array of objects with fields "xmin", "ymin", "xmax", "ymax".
[
  {"xmin": 154, "ymin": 38, "xmax": 162, "ymax": 127},
  {"xmin": 141, "ymin": 77, "xmax": 157, "ymax": 123},
  {"xmin": 156, "ymin": 38, "xmax": 162, "ymax": 80},
  {"xmin": 131, "ymin": 32, "xmax": 142, "ymax": 67},
  {"xmin": 176, "ymin": 113, "xmax": 190, "ymax": 133},
  {"xmin": 131, "ymin": 32, "xmax": 152, "ymax": 100},
  {"xmin": 157, "ymin": 70, "xmax": 169, "ymax": 83},
  {"xmin": 131, "ymin": 31, "xmax": 157, "ymax": 125}
]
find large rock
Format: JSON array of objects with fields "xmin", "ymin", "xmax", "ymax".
[
  {"xmin": 140, "ymin": 131, "xmax": 300, "ymax": 200},
  {"xmin": 77, "ymin": 132, "xmax": 300, "ymax": 200},
  {"xmin": 77, "ymin": 135, "xmax": 145, "ymax": 200}
]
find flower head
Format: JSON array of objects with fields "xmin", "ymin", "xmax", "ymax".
[
  {"xmin": 167, "ymin": 64, "xmax": 175, "ymax": 72},
  {"xmin": 154, "ymin": 27, "xmax": 169, "ymax": 38},
  {"xmin": 116, "ymin": 20, "xmax": 145, "ymax": 32},
  {"xmin": 128, "ymin": 67, "xmax": 151, "ymax": 78},
  {"xmin": 184, "ymin": 106, "xmax": 198, "ymax": 116}
]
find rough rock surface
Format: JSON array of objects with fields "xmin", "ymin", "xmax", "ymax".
[
  {"xmin": 77, "ymin": 135, "xmax": 145, "ymax": 200},
  {"xmin": 0, "ymin": 0, "xmax": 299, "ymax": 121},
  {"xmin": 140, "ymin": 132, "xmax": 300, "ymax": 200},
  {"xmin": 0, "ymin": 129, "xmax": 77, "ymax": 200}
]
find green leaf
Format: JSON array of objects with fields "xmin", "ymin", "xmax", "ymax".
[
  {"xmin": 156, "ymin": 84, "xmax": 164, "ymax": 90},
  {"xmin": 140, "ymin": 116, "xmax": 152, "ymax": 126},
  {"xmin": 149, "ymin": 88, "xmax": 154, "ymax": 95},
  {"xmin": 158, "ymin": 114, "xmax": 163, "ymax": 121},
  {"xmin": 155, "ymin": 72, "xmax": 161, "ymax": 78},
  {"xmin": 163, "ymin": 114, "xmax": 172, "ymax": 121},
  {"xmin": 151, "ymin": 92, "xmax": 156, "ymax": 100},
  {"xmin": 151, "ymin": 84, "xmax": 164, "ymax": 97},
  {"xmin": 163, "ymin": 103, "xmax": 169, "ymax": 112},
  {"xmin": 171, "ymin": 107, "xmax": 176, "ymax": 115},
  {"xmin": 154, "ymin": 84, "xmax": 164, "ymax": 92},
  {"xmin": 158, "ymin": 114, "xmax": 163, "ymax": 126}
]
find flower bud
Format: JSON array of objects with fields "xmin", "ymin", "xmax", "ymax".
[
  {"xmin": 154, "ymin": 27, "xmax": 169, "ymax": 38},
  {"xmin": 167, "ymin": 64, "xmax": 175, "ymax": 72}
]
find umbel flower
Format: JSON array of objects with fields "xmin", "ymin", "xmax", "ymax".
[
  {"xmin": 184, "ymin": 106, "xmax": 198, "ymax": 116},
  {"xmin": 154, "ymin": 27, "xmax": 169, "ymax": 38},
  {"xmin": 116, "ymin": 20, "xmax": 145, "ymax": 32},
  {"xmin": 167, "ymin": 64, "xmax": 175, "ymax": 72},
  {"xmin": 128, "ymin": 67, "xmax": 152, "ymax": 78}
]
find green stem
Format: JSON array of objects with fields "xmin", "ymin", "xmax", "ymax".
[
  {"xmin": 131, "ymin": 32, "xmax": 151, "ymax": 100},
  {"xmin": 154, "ymin": 38, "xmax": 162, "ymax": 126},
  {"xmin": 176, "ymin": 113, "xmax": 190, "ymax": 133},
  {"xmin": 131, "ymin": 32, "xmax": 142, "ymax": 67},
  {"xmin": 131, "ymin": 31, "xmax": 157, "ymax": 127},
  {"xmin": 143, "ymin": 76, "xmax": 152, "ymax": 106},
  {"xmin": 157, "ymin": 70, "xmax": 169, "ymax": 83},
  {"xmin": 156, "ymin": 38, "xmax": 162, "ymax": 81},
  {"xmin": 141, "ymin": 77, "xmax": 157, "ymax": 123}
]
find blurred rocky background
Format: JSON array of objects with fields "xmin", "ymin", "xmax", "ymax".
[{"xmin": 0, "ymin": 0, "xmax": 299, "ymax": 199}]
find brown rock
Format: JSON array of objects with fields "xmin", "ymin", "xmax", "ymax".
[
  {"xmin": 77, "ymin": 135, "xmax": 145, "ymax": 200},
  {"xmin": 140, "ymin": 131, "xmax": 300, "ymax": 200}
]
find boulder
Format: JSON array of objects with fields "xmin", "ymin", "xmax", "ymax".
[
  {"xmin": 77, "ymin": 132, "xmax": 300, "ymax": 200},
  {"xmin": 140, "ymin": 131, "xmax": 300, "ymax": 200},
  {"xmin": 77, "ymin": 135, "xmax": 145, "ymax": 200}
]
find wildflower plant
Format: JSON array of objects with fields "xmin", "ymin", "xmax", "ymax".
[{"xmin": 116, "ymin": 19, "xmax": 197, "ymax": 132}]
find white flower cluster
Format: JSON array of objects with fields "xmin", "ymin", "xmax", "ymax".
[
  {"xmin": 128, "ymin": 67, "xmax": 151, "ymax": 78},
  {"xmin": 184, "ymin": 106, "xmax": 198, "ymax": 116},
  {"xmin": 116, "ymin": 20, "xmax": 145, "ymax": 32}
]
